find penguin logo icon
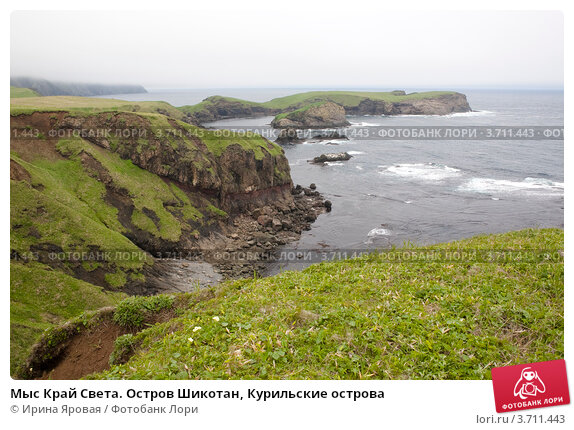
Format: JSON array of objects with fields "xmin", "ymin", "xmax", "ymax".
[{"xmin": 513, "ymin": 367, "xmax": 546, "ymax": 400}]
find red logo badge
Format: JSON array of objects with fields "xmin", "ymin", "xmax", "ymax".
[{"xmin": 491, "ymin": 359, "xmax": 570, "ymax": 412}]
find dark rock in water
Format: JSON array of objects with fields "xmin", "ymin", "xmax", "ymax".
[
  {"xmin": 303, "ymin": 188, "xmax": 317, "ymax": 196},
  {"xmin": 311, "ymin": 152, "xmax": 352, "ymax": 164},
  {"xmin": 275, "ymin": 128, "xmax": 303, "ymax": 144},
  {"xmin": 324, "ymin": 200, "xmax": 332, "ymax": 211},
  {"xmin": 310, "ymin": 183, "xmax": 316, "ymax": 190},
  {"xmin": 309, "ymin": 130, "xmax": 349, "ymax": 141},
  {"xmin": 291, "ymin": 185, "xmax": 303, "ymax": 195},
  {"xmin": 305, "ymin": 212, "xmax": 317, "ymax": 222}
]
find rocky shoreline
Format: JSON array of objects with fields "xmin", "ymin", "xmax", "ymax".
[
  {"xmin": 11, "ymin": 110, "xmax": 326, "ymax": 297},
  {"xmin": 160, "ymin": 183, "xmax": 327, "ymax": 284}
]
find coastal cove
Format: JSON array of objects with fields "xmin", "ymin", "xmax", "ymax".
[
  {"xmin": 200, "ymin": 89, "xmax": 564, "ymax": 272},
  {"xmin": 10, "ymin": 87, "xmax": 564, "ymax": 379}
]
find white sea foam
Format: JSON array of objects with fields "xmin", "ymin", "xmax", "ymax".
[
  {"xmin": 444, "ymin": 110, "xmax": 495, "ymax": 118},
  {"xmin": 350, "ymin": 121, "xmax": 379, "ymax": 126},
  {"xmin": 347, "ymin": 151, "xmax": 365, "ymax": 155},
  {"xmin": 380, "ymin": 163, "xmax": 461, "ymax": 181},
  {"xmin": 367, "ymin": 228, "xmax": 391, "ymax": 237},
  {"xmin": 303, "ymin": 139, "xmax": 353, "ymax": 146},
  {"xmin": 394, "ymin": 110, "xmax": 494, "ymax": 118},
  {"xmin": 324, "ymin": 161, "xmax": 345, "ymax": 167},
  {"xmin": 458, "ymin": 177, "xmax": 564, "ymax": 196}
]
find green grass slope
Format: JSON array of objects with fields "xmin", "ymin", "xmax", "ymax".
[
  {"xmin": 90, "ymin": 228, "xmax": 563, "ymax": 380},
  {"xmin": 10, "ymin": 261, "xmax": 125, "ymax": 375},
  {"xmin": 178, "ymin": 90, "xmax": 457, "ymax": 115},
  {"xmin": 261, "ymin": 90, "xmax": 457, "ymax": 109},
  {"xmin": 10, "ymin": 96, "xmax": 186, "ymax": 120},
  {"xmin": 11, "ymin": 86, "xmax": 41, "ymax": 98},
  {"xmin": 10, "ymin": 106, "xmax": 287, "ymax": 375},
  {"xmin": 179, "ymin": 95, "xmax": 261, "ymax": 115}
]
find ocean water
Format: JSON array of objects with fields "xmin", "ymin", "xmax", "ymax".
[{"xmin": 101, "ymin": 89, "xmax": 564, "ymax": 270}]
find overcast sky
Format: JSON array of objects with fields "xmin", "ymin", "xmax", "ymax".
[{"xmin": 10, "ymin": 10, "xmax": 563, "ymax": 89}]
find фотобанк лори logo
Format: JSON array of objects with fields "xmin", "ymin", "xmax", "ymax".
[{"xmin": 491, "ymin": 359, "xmax": 570, "ymax": 413}]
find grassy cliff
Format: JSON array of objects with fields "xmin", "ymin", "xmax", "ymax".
[
  {"xmin": 11, "ymin": 90, "xmax": 469, "ymax": 125},
  {"xmin": 260, "ymin": 90, "xmax": 458, "ymax": 109},
  {"xmin": 177, "ymin": 90, "xmax": 470, "ymax": 124},
  {"xmin": 10, "ymin": 95, "xmax": 186, "ymax": 119},
  {"xmin": 79, "ymin": 228, "xmax": 563, "ymax": 380},
  {"xmin": 10, "ymin": 98, "xmax": 292, "ymax": 375}
]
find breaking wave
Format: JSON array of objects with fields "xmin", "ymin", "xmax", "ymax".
[
  {"xmin": 458, "ymin": 177, "xmax": 564, "ymax": 196},
  {"xmin": 380, "ymin": 163, "xmax": 461, "ymax": 181}
]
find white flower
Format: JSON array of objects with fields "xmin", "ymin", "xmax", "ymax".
[
  {"xmin": 188, "ymin": 337, "xmax": 194, "ymax": 343},
  {"xmin": 212, "ymin": 316, "xmax": 220, "ymax": 322},
  {"xmin": 193, "ymin": 326, "xmax": 202, "ymax": 332}
]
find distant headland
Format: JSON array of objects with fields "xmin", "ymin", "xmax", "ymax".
[
  {"xmin": 10, "ymin": 76, "xmax": 147, "ymax": 97},
  {"xmin": 178, "ymin": 90, "xmax": 472, "ymax": 127}
]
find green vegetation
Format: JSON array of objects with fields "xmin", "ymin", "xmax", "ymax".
[
  {"xmin": 261, "ymin": 90, "xmax": 456, "ymax": 109},
  {"xmin": 10, "ymin": 90, "xmax": 459, "ymax": 125},
  {"xmin": 109, "ymin": 334, "xmax": 139, "ymax": 366},
  {"xmin": 197, "ymin": 127, "xmax": 284, "ymax": 160},
  {"xmin": 10, "ymin": 261, "xmax": 124, "ymax": 375},
  {"xmin": 272, "ymin": 101, "xmax": 328, "ymax": 122},
  {"xmin": 179, "ymin": 95, "xmax": 261, "ymax": 115},
  {"xmin": 88, "ymin": 228, "xmax": 562, "ymax": 380},
  {"xmin": 10, "ymin": 103, "xmax": 290, "ymax": 376},
  {"xmin": 11, "ymin": 90, "xmax": 460, "ymax": 128},
  {"xmin": 10, "ymin": 150, "xmax": 146, "ymax": 268},
  {"xmin": 178, "ymin": 90, "xmax": 458, "ymax": 118},
  {"xmin": 113, "ymin": 295, "xmax": 174, "ymax": 329},
  {"xmin": 57, "ymin": 137, "xmax": 203, "ymax": 242},
  {"xmin": 10, "ymin": 86, "xmax": 40, "ymax": 98},
  {"xmin": 206, "ymin": 204, "xmax": 228, "ymax": 218},
  {"xmin": 10, "ymin": 96, "xmax": 186, "ymax": 120}
]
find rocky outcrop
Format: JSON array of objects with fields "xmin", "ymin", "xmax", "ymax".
[
  {"xmin": 54, "ymin": 112, "xmax": 292, "ymax": 212},
  {"xmin": 181, "ymin": 91, "xmax": 472, "ymax": 126},
  {"xmin": 184, "ymin": 96, "xmax": 278, "ymax": 124},
  {"xmin": 345, "ymin": 92, "xmax": 471, "ymax": 116},
  {"xmin": 11, "ymin": 111, "xmax": 326, "ymax": 290},
  {"xmin": 271, "ymin": 102, "xmax": 351, "ymax": 129},
  {"xmin": 212, "ymin": 185, "xmax": 327, "ymax": 278},
  {"xmin": 275, "ymin": 128, "xmax": 303, "ymax": 144},
  {"xmin": 311, "ymin": 152, "xmax": 352, "ymax": 164}
]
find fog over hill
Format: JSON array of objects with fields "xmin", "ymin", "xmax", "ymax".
[{"xmin": 10, "ymin": 76, "xmax": 147, "ymax": 97}]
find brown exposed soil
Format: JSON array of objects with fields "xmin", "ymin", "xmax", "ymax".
[
  {"xmin": 36, "ymin": 308, "xmax": 178, "ymax": 380},
  {"xmin": 10, "ymin": 159, "xmax": 30, "ymax": 181},
  {"xmin": 39, "ymin": 318, "xmax": 127, "ymax": 380}
]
